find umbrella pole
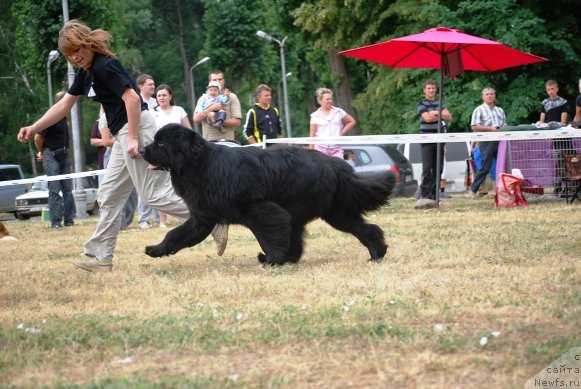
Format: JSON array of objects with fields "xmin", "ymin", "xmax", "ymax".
[{"xmin": 435, "ymin": 55, "xmax": 444, "ymax": 208}]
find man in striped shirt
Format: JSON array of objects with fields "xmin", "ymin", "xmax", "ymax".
[
  {"xmin": 416, "ymin": 79, "xmax": 452, "ymax": 203},
  {"xmin": 467, "ymin": 87, "xmax": 506, "ymax": 198}
]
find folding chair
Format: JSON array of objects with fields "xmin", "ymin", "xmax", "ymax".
[{"xmin": 564, "ymin": 154, "xmax": 581, "ymax": 204}]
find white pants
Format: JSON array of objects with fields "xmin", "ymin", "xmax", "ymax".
[{"xmin": 84, "ymin": 110, "xmax": 190, "ymax": 261}]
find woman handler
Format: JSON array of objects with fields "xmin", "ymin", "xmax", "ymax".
[{"xmin": 17, "ymin": 20, "xmax": 227, "ymax": 272}]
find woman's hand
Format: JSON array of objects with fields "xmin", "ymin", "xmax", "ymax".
[
  {"xmin": 17, "ymin": 125, "xmax": 38, "ymax": 143},
  {"xmin": 127, "ymin": 138, "xmax": 140, "ymax": 159}
]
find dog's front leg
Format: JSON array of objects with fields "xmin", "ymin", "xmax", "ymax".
[{"xmin": 145, "ymin": 217, "xmax": 214, "ymax": 258}]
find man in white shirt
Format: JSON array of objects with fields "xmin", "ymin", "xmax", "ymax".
[{"xmin": 467, "ymin": 87, "xmax": 507, "ymax": 198}]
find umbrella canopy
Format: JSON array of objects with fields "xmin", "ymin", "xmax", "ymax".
[
  {"xmin": 339, "ymin": 27, "xmax": 547, "ymax": 75},
  {"xmin": 339, "ymin": 27, "xmax": 547, "ymax": 207}
]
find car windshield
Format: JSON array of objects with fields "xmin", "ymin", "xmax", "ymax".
[{"xmin": 30, "ymin": 181, "xmax": 48, "ymax": 191}]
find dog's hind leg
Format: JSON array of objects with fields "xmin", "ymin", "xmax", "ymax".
[
  {"xmin": 145, "ymin": 217, "xmax": 214, "ymax": 258},
  {"xmin": 243, "ymin": 202, "xmax": 291, "ymax": 266},
  {"xmin": 286, "ymin": 222, "xmax": 306, "ymax": 263},
  {"xmin": 322, "ymin": 213, "xmax": 387, "ymax": 262}
]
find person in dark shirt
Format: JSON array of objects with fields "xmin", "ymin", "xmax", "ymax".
[
  {"xmin": 416, "ymin": 80, "xmax": 452, "ymax": 206},
  {"xmin": 34, "ymin": 91, "xmax": 74, "ymax": 228},
  {"xmin": 17, "ymin": 19, "xmax": 226, "ymax": 272},
  {"xmin": 243, "ymin": 84, "xmax": 281, "ymax": 145},
  {"xmin": 539, "ymin": 80, "xmax": 572, "ymax": 194}
]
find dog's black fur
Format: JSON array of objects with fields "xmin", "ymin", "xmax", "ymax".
[{"xmin": 143, "ymin": 124, "xmax": 396, "ymax": 265}]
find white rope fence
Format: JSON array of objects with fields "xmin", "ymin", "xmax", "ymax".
[
  {"xmin": 0, "ymin": 169, "xmax": 105, "ymax": 187},
  {"xmin": 2, "ymin": 127, "xmax": 580, "ymax": 187},
  {"xmin": 265, "ymin": 127, "xmax": 581, "ymax": 145}
]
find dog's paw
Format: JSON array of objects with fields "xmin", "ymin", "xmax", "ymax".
[
  {"xmin": 257, "ymin": 253, "xmax": 287, "ymax": 266},
  {"xmin": 145, "ymin": 245, "xmax": 166, "ymax": 258},
  {"xmin": 369, "ymin": 256, "xmax": 384, "ymax": 263}
]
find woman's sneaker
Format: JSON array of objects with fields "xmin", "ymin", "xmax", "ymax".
[{"xmin": 74, "ymin": 255, "xmax": 112, "ymax": 272}]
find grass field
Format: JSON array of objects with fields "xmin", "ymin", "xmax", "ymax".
[{"xmin": 0, "ymin": 196, "xmax": 580, "ymax": 388}]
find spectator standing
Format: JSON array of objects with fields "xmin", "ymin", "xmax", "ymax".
[
  {"xmin": 149, "ymin": 84, "xmax": 192, "ymax": 228},
  {"xmin": 135, "ymin": 74, "xmax": 160, "ymax": 229},
  {"xmin": 309, "ymin": 87, "xmax": 356, "ymax": 159},
  {"xmin": 539, "ymin": 80, "xmax": 571, "ymax": 195},
  {"xmin": 33, "ymin": 90, "xmax": 74, "ymax": 228},
  {"xmin": 151, "ymin": 84, "xmax": 192, "ymax": 129},
  {"xmin": 467, "ymin": 87, "xmax": 506, "ymax": 198},
  {"xmin": 17, "ymin": 20, "xmax": 226, "ymax": 272},
  {"xmin": 416, "ymin": 80, "xmax": 452, "ymax": 206},
  {"xmin": 136, "ymin": 74, "xmax": 157, "ymax": 110},
  {"xmin": 540, "ymin": 80, "xmax": 568, "ymax": 125},
  {"xmin": 244, "ymin": 84, "xmax": 282, "ymax": 145},
  {"xmin": 193, "ymin": 69, "xmax": 242, "ymax": 142}
]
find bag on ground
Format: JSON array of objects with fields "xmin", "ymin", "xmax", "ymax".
[{"xmin": 495, "ymin": 173, "xmax": 528, "ymax": 208}]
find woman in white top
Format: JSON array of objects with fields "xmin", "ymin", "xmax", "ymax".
[
  {"xmin": 309, "ymin": 87, "xmax": 356, "ymax": 159},
  {"xmin": 151, "ymin": 84, "xmax": 192, "ymax": 129},
  {"xmin": 149, "ymin": 84, "xmax": 192, "ymax": 227}
]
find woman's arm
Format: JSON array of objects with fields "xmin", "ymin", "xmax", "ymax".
[
  {"xmin": 340, "ymin": 114, "xmax": 356, "ymax": 135},
  {"xmin": 121, "ymin": 87, "xmax": 142, "ymax": 157},
  {"xmin": 18, "ymin": 93, "xmax": 79, "ymax": 142}
]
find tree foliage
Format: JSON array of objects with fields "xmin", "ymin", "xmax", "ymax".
[{"xmin": 1, "ymin": 0, "xmax": 581, "ymax": 172}]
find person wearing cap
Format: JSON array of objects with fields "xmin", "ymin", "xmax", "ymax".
[
  {"xmin": 193, "ymin": 70, "xmax": 242, "ymax": 142},
  {"xmin": 200, "ymin": 81, "xmax": 230, "ymax": 128}
]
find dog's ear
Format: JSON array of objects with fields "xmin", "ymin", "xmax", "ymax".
[{"xmin": 186, "ymin": 129, "xmax": 206, "ymax": 166}]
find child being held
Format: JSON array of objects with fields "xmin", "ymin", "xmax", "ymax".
[{"xmin": 201, "ymin": 81, "xmax": 230, "ymax": 128}]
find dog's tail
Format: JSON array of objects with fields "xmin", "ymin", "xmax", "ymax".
[{"xmin": 336, "ymin": 171, "xmax": 396, "ymax": 215}]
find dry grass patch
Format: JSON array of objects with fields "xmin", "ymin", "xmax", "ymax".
[{"xmin": 0, "ymin": 196, "xmax": 579, "ymax": 388}]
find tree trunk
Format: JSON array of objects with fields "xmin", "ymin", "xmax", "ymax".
[{"xmin": 327, "ymin": 47, "xmax": 360, "ymax": 135}]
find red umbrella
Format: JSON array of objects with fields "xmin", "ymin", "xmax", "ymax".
[
  {"xmin": 339, "ymin": 27, "xmax": 547, "ymax": 74},
  {"xmin": 339, "ymin": 26, "xmax": 547, "ymax": 206}
]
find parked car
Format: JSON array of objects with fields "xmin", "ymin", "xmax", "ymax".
[
  {"xmin": 342, "ymin": 145, "xmax": 418, "ymax": 197},
  {"xmin": 0, "ymin": 164, "xmax": 27, "ymax": 217},
  {"xmin": 15, "ymin": 175, "xmax": 99, "ymax": 220},
  {"xmin": 397, "ymin": 142, "xmax": 470, "ymax": 193}
]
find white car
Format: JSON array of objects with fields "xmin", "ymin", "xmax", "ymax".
[
  {"xmin": 15, "ymin": 176, "xmax": 99, "ymax": 220},
  {"xmin": 397, "ymin": 142, "xmax": 471, "ymax": 193}
]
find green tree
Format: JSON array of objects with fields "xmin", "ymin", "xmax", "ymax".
[{"xmin": 5, "ymin": 0, "xmax": 121, "ymax": 172}]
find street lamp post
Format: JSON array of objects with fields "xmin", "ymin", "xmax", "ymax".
[
  {"xmin": 256, "ymin": 31, "xmax": 292, "ymax": 138},
  {"xmin": 62, "ymin": 0, "xmax": 87, "ymax": 219},
  {"xmin": 277, "ymin": 72, "xmax": 292, "ymax": 126},
  {"xmin": 46, "ymin": 50, "xmax": 60, "ymax": 107},
  {"xmin": 189, "ymin": 56, "xmax": 210, "ymax": 133}
]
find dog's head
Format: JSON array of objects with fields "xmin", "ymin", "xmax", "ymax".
[{"xmin": 144, "ymin": 123, "xmax": 206, "ymax": 175}]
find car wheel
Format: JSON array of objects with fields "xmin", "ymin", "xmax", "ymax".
[{"xmin": 16, "ymin": 212, "xmax": 29, "ymax": 221}]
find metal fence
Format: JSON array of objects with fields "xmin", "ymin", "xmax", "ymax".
[{"xmin": 501, "ymin": 137, "xmax": 581, "ymax": 200}]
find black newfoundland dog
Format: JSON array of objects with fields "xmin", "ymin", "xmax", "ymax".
[{"xmin": 143, "ymin": 124, "xmax": 396, "ymax": 265}]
